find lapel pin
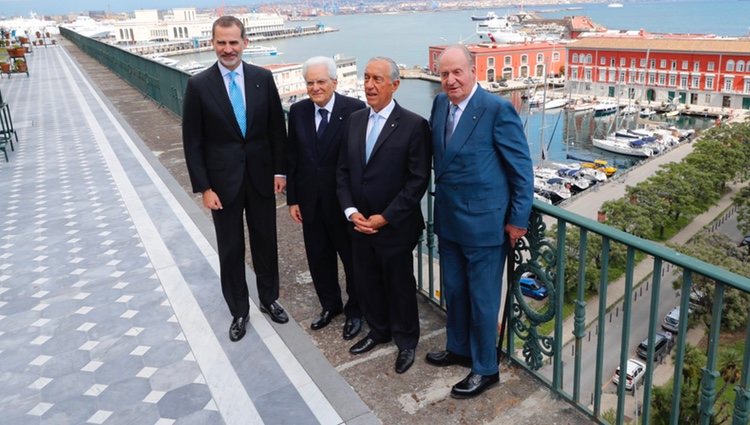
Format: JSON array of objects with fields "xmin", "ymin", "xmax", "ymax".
[
  {"xmin": 255, "ymin": 84, "xmax": 260, "ymax": 88},
  {"xmin": 391, "ymin": 123, "xmax": 396, "ymax": 127},
  {"xmin": 472, "ymin": 116, "xmax": 477, "ymax": 120},
  {"xmin": 339, "ymin": 116, "xmax": 343, "ymax": 120}
]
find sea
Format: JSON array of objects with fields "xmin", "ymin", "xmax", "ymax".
[{"xmin": 175, "ymin": 0, "xmax": 748, "ymax": 166}]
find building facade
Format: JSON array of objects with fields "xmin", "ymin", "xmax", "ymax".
[
  {"xmin": 428, "ymin": 42, "xmax": 567, "ymax": 82},
  {"xmin": 267, "ymin": 56, "xmax": 359, "ymax": 105},
  {"xmin": 566, "ymin": 37, "xmax": 750, "ymax": 109},
  {"xmin": 113, "ymin": 8, "xmax": 284, "ymax": 44}
]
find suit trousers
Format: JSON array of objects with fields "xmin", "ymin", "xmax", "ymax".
[
  {"xmin": 301, "ymin": 198, "xmax": 360, "ymax": 318},
  {"xmin": 439, "ymin": 238, "xmax": 507, "ymax": 376},
  {"xmin": 211, "ymin": 168, "xmax": 279, "ymax": 319},
  {"xmin": 352, "ymin": 236, "xmax": 419, "ymax": 350}
]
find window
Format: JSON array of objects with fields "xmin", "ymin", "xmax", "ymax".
[
  {"xmin": 707, "ymin": 62, "xmax": 715, "ymax": 71},
  {"xmin": 671, "ymin": 60, "xmax": 677, "ymax": 70},
  {"xmin": 639, "ymin": 72, "xmax": 645, "ymax": 83},
  {"xmin": 505, "ymin": 55, "xmax": 512, "ymax": 65},
  {"xmin": 669, "ymin": 74, "xmax": 676, "ymax": 86},
  {"xmin": 724, "ymin": 78, "xmax": 734, "ymax": 91},
  {"xmin": 738, "ymin": 61, "xmax": 746, "ymax": 72},
  {"xmin": 611, "ymin": 58, "xmax": 616, "ymax": 67},
  {"xmin": 629, "ymin": 72, "xmax": 636, "ymax": 83},
  {"xmin": 521, "ymin": 54, "xmax": 528, "ymax": 64},
  {"xmin": 650, "ymin": 59, "xmax": 656, "ymax": 69},
  {"xmin": 726, "ymin": 60, "xmax": 735, "ymax": 72},
  {"xmin": 620, "ymin": 57, "xmax": 626, "ymax": 67},
  {"xmin": 705, "ymin": 94, "xmax": 711, "ymax": 103},
  {"xmin": 432, "ymin": 52, "xmax": 437, "ymax": 61},
  {"xmin": 680, "ymin": 76, "xmax": 688, "ymax": 88},
  {"xmin": 553, "ymin": 52, "xmax": 560, "ymax": 62},
  {"xmin": 572, "ymin": 69, "xmax": 578, "ymax": 80},
  {"xmin": 537, "ymin": 53, "xmax": 544, "ymax": 63},
  {"xmin": 649, "ymin": 74, "xmax": 656, "ymax": 84},
  {"xmin": 640, "ymin": 58, "xmax": 647, "ymax": 68},
  {"xmin": 682, "ymin": 60, "xmax": 689, "ymax": 70},
  {"xmin": 693, "ymin": 61, "xmax": 700, "ymax": 71},
  {"xmin": 488, "ymin": 57, "xmax": 495, "ymax": 67},
  {"xmin": 658, "ymin": 74, "xmax": 666, "ymax": 85},
  {"xmin": 692, "ymin": 76, "xmax": 700, "ymax": 88},
  {"xmin": 586, "ymin": 54, "xmax": 593, "ymax": 64},
  {"xmin": 600, "ymin": 56, "xmax": 606, "ymax": 65},
  {"xmin": 630, "ymin": 58, "xmax": 636, "ymax": 68},
  {"xmin": 619, "ymin": 70, "xmax": 626, "ymax": 83},
  {"xmin": 745, "ymin": 80, "xmax": 750, "ymax": 93},
  {"xmin": 706, "ymin": 76, "xmax": 714, "ymax": 89},
  {"xmin": 599, "ymin": 70, "xmax": 606, "ymax": 82},
  {"xmin": 572, "ymin": 53, "xmax": 579, "ymax": 64},
  {"xmin": 608, "ymin": 70, "xmax": 615, "ymax": 81},
  {"xmin": 660, "ymin": 59, "xmax": 667, "ymax": 68},
  {"xmin": 584, "ymin": 69, "xmax": 592, "ymax": 81}
]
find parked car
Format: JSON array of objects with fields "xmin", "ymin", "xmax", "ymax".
[
  {"xmin": 519, "ymin": 272, "xmax": 548, "ymax": 300},
  {"xmin": 636, "ymin": 331, "xmax": 673, "ymax": 361},
  {"xmin": 662, "ymin": 307, "xmax": 680, "ymax": 333},
  {"xmin": 613, "ymin": 358, "xmax": 647, "ymax": 391}
]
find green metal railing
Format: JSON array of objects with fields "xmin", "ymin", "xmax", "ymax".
[
  {"xmin": 418, "ymin": 198, "xmax": 750, "ymax": 425},
  {"xmin": 61, "ymin": 28, "xmax": 190, "ymax": 117},
  {"xmin": 64, "ymin": 29, "xmax": 750, "ymax": 425}
]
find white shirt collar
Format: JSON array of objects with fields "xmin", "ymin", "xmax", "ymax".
[
  {"xmin": 218, "ymin": 62, "xmax": 244, "ymax": 79},
  {"xmin": 369, "ymin": 99, "xmax": 396, "ymax": 120},
  {"xmin": 453, "ymin": 83, "xmax": 478, "ymax": 111},
  {"xmin": 315, "ymin": 94, "xmax": 336, "ymax": 115}
]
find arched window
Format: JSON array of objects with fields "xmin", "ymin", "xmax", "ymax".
[
  {"xmin": 537, "ymin": 53, "xmax": 544, "ymax": 63},
  {"xmin": 503, "ymin": 67, "xmax": 513, "ymax": 79},
  {"xmin": 521, "ymin": 54, "xmax": 528, "ymax": 64},
  {"xmin": 572, "ymin": 53, "xmax": 579, "ymax": 63},
  {"xmin": 487, "ymin": 57, "xmax": 495, "ymax": 67},
  {"xmin": 487, "ymin": 68, "xmax": 495, "ymax": 82},
  {"xmin": 726, "ymin": 60, "xmax": 735, "ymax": 72},
  {"xmin": 737, "ymin": 60, "xmax": 745, "ymax": 72},
  {"xmin": 586, "ymin": 54, "xmax": 593, "ymax": 64}
]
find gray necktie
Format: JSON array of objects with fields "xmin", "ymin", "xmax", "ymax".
[
  {"xmin": 365, "ymin": 114, "xmax": 380, "ymax": 163},
  {"xmin": 317, "ymin": 108, "xmax": 328, "ymax": 141},
  {"xmin": 445, "ymin": 103, "xmax": 458, "ymax": 146}
]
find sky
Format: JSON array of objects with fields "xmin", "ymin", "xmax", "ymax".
[{"xmin": 0, "ymin": 0, "xmax": 259, "ymax": 17}]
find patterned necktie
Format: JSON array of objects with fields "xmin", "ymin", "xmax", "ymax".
[
  {"xmin": 365, "ymin": 114, "xmax": 380, "ymax": 164},
  {"xmin": 317, "ymin": 108, "xmax": 328, "ymax": 141},
  {"xmin": 228, "ymin": 71, "xmax": 246, "ymax": 137},
  {"xmin": 445, "ymin": 103, "xmax": 458, "ymax": 146}
]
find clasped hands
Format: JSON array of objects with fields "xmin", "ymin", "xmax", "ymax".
[{"xmin": 350, "ymin": 212, "xmax": 388, "ymax": 234}]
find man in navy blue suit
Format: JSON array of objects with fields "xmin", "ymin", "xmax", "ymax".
[
  {"xmin": 425, "ymin": 45, "xmax": 534, "ymax": 398},
  {"xmin": 287, "ymin": 56, "xmax": 366, "ymax": 340}
]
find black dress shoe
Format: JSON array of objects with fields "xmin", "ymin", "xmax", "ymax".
[
  {"xmin": 261, "ymin": 301, "xmax": 288, "ymax": 324},
  {"xmin": 229, "ymin": 316, "xmax": 248, "ymax": 342},
  {"xmin": 395, "ymin": 348, "xmax": 415, "ymax": 374},
  {"xmin": 311, "ymin": 309, "xmax": 341, "ymax": 330},
  {"xmin": 349, "ymin": 336, "xmax": 381, "ymax": 355},
  {"xmin": 342, "ymin": 317, "xmax": 362, "ymax": 340},
  {"xmin": 450, "ymin": 372, "xmax": 500, "ymax": 399},
  {"xmin": 425, "ymin": 350, "xmax": 472, "ymax": 368}
]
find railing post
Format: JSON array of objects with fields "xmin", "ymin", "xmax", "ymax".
[
  {"xmin": 616, "ymin": 247, "xmax": 636, "ymax": 425},
  {"xmin": 641, "ymin": 258, "xmax": 663, "ymax": 425},
  {"xmin": 573, "ymin": 228, "xmax": 588, "ymax": 402},
  {"xmin": 552, "ymin": 219, "xmax": 567, "ymax": 390},
  {"xmin": 699, "ymin": 283, "xmax": 724, "ymax": 424},
  {"xmin": 593, "ymin": 237, "xmax": 610, "ymax": 418},
  {"xmin": 732, "ymin": 315, "xmax": 750, "ymax": 425},
  {"xmin": 670, "ymin": 270, "xmax": 693, "ymax": 425}
]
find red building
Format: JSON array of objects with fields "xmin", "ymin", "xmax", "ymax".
[
  {"xmin": 566, "ymin": 37, "xmax": 750, "ymax": 109},
  {"xmin": 428, "ymin": 42, "xmax": 567, "ymax": 83}
]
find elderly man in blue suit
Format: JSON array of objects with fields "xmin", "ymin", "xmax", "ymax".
[{"xmin": 425, "ymin": 45, "xmax": 534, "ymax": 398}]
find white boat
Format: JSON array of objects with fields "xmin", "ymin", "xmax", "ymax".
[
  {"xmin": 243, "ymin": 45, "xmax": 278, "ymax": 57},
  {"xmin": 542, "ymin": 98, "xmax": 569, "ymax": 110},
  {"xmin": 471, "ymin": 11, "xmax": 498, "ymax": 21},
  {"xmin": 608, "ymin": 2, "xmax": 624, "ymax": 8},
  {"xmin": 61, "ymin": 16, "xmax": 114, "ymax": 39},
  {"xmin": 621, "ymin": 105, "xmax": 639, "ymax": 115},
  {"xmin": 640, "ymin": 108, "xmax": 657, "ymax": 118},
  {"xmin": 566, "ymin": 99, "xmax": 596, "ymax": 113},
  {"xmin": 147, "ymin": 55, "xmax": 179, "ymax": 67},
  {"xmin": 534, "ymin": 177, "xmax": 572, "ymax": 204},
  {"xmin": 476, "ymin": 15, "xmax": 526, "ymax": 44},
  {"xmin": 178, "ymin": 61, "xmax": 207, "ymax": 74},
  {"xmin": 593, "ymin": 102, "xmax": 618, "ymax": 116},
  {"xmin": 592, "ymin": 137, "xmax": 653, "ymax": 157}
]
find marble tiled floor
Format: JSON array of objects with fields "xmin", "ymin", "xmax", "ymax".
[{"xmin": 0, "ymin": 46, "xmax": 375, "ymax": 425}]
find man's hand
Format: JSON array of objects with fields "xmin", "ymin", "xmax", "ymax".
[
  {"xmin": 505, "ymin": 224, "xmax": 527, "ymax": 248},
  {"xmin": 202, "ymin": 189, "xmax": 223, "ymax": 211},
  {"xmin": 289, "ymin": 204, "xmax": 302, "ymax": 223},
  {"xmin": 365, "ymin": 214, "xmax": 388, "ymax": 231},
  {"xmin": 351, "ymin": 212, "xmax": 377, "ymax": 234},
  {"xmin": 274, "ymin": 176, "xmax": 286, "ymax": 194}
]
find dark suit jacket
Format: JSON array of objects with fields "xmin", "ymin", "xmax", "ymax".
[
  {"xmin": 287, "ymin": 93, "xmax": 366, "ymax": 222},
  {"xmin": 337, "ymin": 102, "xmax": 432, "ymax": 246},
  {"xmin": 430, "ymin": 85, "xmax": 534, "ymax": 247},
  {"xmin": 182, "ymin": 62, "xmax": 286, "ymax": 203}
]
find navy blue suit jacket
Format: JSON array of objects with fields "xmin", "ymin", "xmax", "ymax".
[{"xmin": 430, "ymin": 86, "xmax": 534, "ymax": 247}]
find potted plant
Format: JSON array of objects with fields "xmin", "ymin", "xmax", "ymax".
[{"xmin": 0, "ymin": 63, "xmax": 9, "ymax": 74}]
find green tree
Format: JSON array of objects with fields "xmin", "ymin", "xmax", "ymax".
[
  {"xmin": 735, "ymin": 186, "xmax": 750, "ymax": 237},
  {"xmin": 601, "ymin": 198, "xmax": 653, "ymax": 238}
]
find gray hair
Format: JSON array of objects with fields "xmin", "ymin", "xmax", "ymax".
[
  {"xmin": 368, "ymin": 56, "xmax": 400, "ymax": 82},
  {"xmin": 437, "ymin": 44, "xmax": 473, "ymax": 68},
  {"xmin": 302, "ymin": 56, "xmax": 338, "ymax": 80}
]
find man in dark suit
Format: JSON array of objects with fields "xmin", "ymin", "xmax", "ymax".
[
  {"xmin": 425, "ymin": 45, "xmax": 534, "ymax": 397},
  {"xmin": 182, "ymin": 16, "xmax": 289, "ymax": 342},
  {"xmin": 337, "ymin": 57, "xmax": 431, "ymax": 374},
  {"xmin": 287, "ymin": 56, "xmax": 366, "ymax": 340}
]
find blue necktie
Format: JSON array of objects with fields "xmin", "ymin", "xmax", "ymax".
[
  {"xmin": 445, "ymin": 103, "xmax": 458, "ymax": 146},
  {"xmin": 317, "ymin": 108, "xmax": 328, "ymax": 141},
  {"xmin": 228, "ymin": 71, "xmax": 246, "ymax": 137},
  {"xmin": 365, "ymin": 114, "xmax": 380, "ymax": 163}
]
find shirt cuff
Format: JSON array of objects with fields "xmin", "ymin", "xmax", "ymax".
[
  {"xmin": 344, "ymin": 207, "xmax": 359, "ymax": 221},
  {"xmin": 274, "ymin": 174, "xmax": 286, "ymax": 178}
]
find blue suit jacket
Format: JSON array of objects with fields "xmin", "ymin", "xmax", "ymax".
[{"xmin": 430, "ymin": 85, "xmax": 534, "ymax": 247}]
